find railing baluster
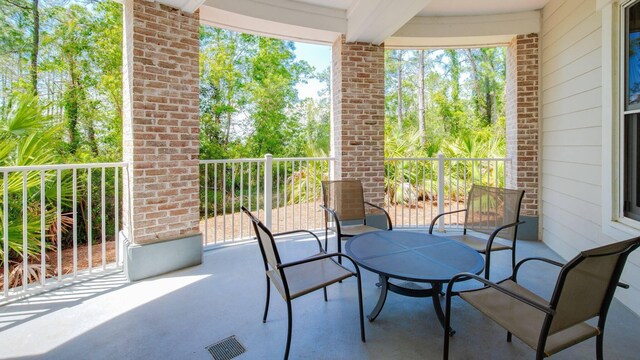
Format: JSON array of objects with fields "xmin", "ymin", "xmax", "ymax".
[
  {"xmin": 101, "ymin": 167, "xmax": 106, "ymax": 270},
  {"xmin": 256, "ymin": 162, "xmax": 261, "ymax": 220},
  {"xmin": 284, "ymin": 162, "xmax": 288, "ymax": 231},
  {"xmin": 204, "ymin": 163, "xmax": 208, "ymax": 245},
  {"xmin": 240, "ymin": 162, "xmax": 243, "ymax": 239},
  {"xmin": 313, "ymin": 160, "xmax": 316, "ymax": 229},
  {"xmin": 222, "ymin": 163, "xmax": 226, "ymax": 242},
  {"xmin": 88, "ymin": 169, "xmax": 92, "ymax": 273},
  {"xmin": 231, "ymin": 163, "xmax": 235, "ymax": 241},
  {"xmin": 3, "ymin": 172, "xmax": 8, "ymax": 297},
  {"xmin": 276, "ymin": 161, "xmax": 280, "ymax": 232},
  {"xmin": 57, "ymin": 170, "xmax": 62, "ymax": 281},
  {"xmin": 115, "ymin": 166, "xmax": 119, "ymax": 266},
  {"xmin": 437, "ymin": 154, "xmax": 445, "ymax": 232},
  {"xmin": 264, "ymin": 155, "xmax": 273, "ymax": 231},
  {"xmin": 22, "ymin": 171, "xmax": 28, "ymax": 290},
  {"xmin": 214, "ymin": 163, "xmax": 218, "ymax": 243},
  {"xmin": 40, "ymin": 171, "xmax": 46, "ymax": 286}
]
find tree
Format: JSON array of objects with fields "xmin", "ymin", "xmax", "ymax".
[
  {"xmin": 396, "ymin": 50, "xmax": 404, "ymax": 130},
  {"xmin": 246, "ymin": 37, "xmax": 310, "ymax": 156},
  {"xmin": 417, "ymin": 50, "xmax": 425, "ymax": 145}
]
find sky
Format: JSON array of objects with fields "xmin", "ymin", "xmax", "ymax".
[{"xmin": 293, "ymin": 42, "xmax": 331, "ymax": 100}]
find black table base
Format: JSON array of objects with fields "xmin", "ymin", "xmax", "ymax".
[{"xmin": 369, "ymin": 275, "xmax": 454, "ymax": 334}]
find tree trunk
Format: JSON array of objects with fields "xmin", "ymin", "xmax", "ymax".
[
  {"xmin": 66, "ymin": 60, "xmax": 80, "ymax": 153},
  {"xmin": 465, "ymin": 49, "xmax": 482, "ymax": 120},
  {"xmin": 30, "ymin": 0, "xmax": 39, "ymax": 96},
  {"xmin": 396, "ymin": 50, "xmax": 403, "ymax": 131},
  {"xmin": 418, "ymin": 50, "xmax": 426, "ymax": 145}
]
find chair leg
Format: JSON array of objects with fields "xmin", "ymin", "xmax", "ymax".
[
  {"xmin": 337, "ymin": 235, "xmax": 342, "ymax": 264},
  {"xmin": 507, "ymin": 331, "xmax": 512, "ymax": 342},
  {"xmin": 356, "ymin": 274, "xmax": 366, "ymax": 342},
  {"xmin": 263, "ymin": 276, "xmax": 270, "ymax": 323},
  {"xmin": 324, "ymin": 228, "xmax": 328, "ymax": 252},
  {"xmin": 484, "ymin": 252, "xmax": 491, "ymax": 280},
  {"xmin": 323, "ymin": 287, "xmax": 328, "ymax": 302},
  {"xmin": 443, "ymin": 290, "xmax": 453, "ymax": 360},
  {"xmin": 596, "ymin": 333, "xmax": 604, "ymax": 360},
  {"xmin": 284, "ymin": 299, "xmax": 293, "ymax": 360}
]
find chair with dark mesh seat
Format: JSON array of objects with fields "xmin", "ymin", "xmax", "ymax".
[
  {"xmin": 321, "ymin": 180, "xmax": 392, "ymax": 256},
  {"xmin": 429, "ymin": 184, "xmax": 525, "ymax": 279},
  {"xmin": 241, "ymin": 206, "xmax": 365, "ymax": 360},
  {"xmin": 443, "ymin": 236, "xmax": 640, "ymax": 360}
]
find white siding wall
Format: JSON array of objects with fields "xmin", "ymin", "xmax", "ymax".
[{"xmin": 541, "ymin": 0, "xmax": 640, "ymax": 315}]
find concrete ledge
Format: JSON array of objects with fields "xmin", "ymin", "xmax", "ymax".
[
  {"xmin": 121, "ymin": 232, "xmax": 203, "ymax": 281},
  {"xmin": 518, "ymin": 215, "xmax": 539, "ymax": 241}
]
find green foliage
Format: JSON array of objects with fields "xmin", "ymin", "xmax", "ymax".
[
  {"xmin": 199, "ymin": 28, "xmax": 320, "ymax": 160},
  {"xmin": 0, "ymin": 93, "xmax": 68, "ymax": 260}
]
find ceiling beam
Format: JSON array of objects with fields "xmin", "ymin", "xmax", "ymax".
[{"xmin": 346, "ymin": 0, "xmax": 432, "ymax": 44}]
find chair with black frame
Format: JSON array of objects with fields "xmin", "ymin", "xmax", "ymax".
[
  {"xmin": 429, "ymin": 184, "xmax": 525, "ymax": 279},
  {"xmin": 241, "ymin": 206, "xmax": 365, "ymax": 360},
  {"xmin": 321, "ymin": 180, "xmax": 392, "ymax": 257},
  {"xmin": 443, "ymin": 236, "xmax": 640, "ymax": 360}
]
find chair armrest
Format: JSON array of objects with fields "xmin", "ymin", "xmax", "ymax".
[
  {"xmin": 428, "ymin": 209, "xmax": 467, "ymax": 234},
  {"xmin": 484, "ymin": 220, "xmax": 525, "ymax": 253},
  {"xmin": 278, "ymin": 253, "xmax": 362, "ymax": 278},
  {"xmin": 364, "ymin": 201, "xmax": 393, "ymax": 230},
  {"xmin": 446, "ymin": 272, "xmax": 554, "ymax": 315},
  {"xmin": 273, "ymin": 229, "xmax": 324, "ymax": 252},
  {"xmin": 512, "ymin": 257, "xmax": 564, "ymax": 282},
  {"xmin": 319, "ymin": 204, "xmax": 341, "ymax": 232}
]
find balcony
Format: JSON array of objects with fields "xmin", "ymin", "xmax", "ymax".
[{"xmin": 1, "ymin": 232, "xmax": 639, "ymax": 359}]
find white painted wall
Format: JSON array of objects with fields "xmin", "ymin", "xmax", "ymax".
[{"xmin": 541, "ymin": 0, "xmax": 640, "ymax": 315}]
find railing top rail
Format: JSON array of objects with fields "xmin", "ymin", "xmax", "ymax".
[
  {"xmin": 199, "ymin": 157, "xmax": 335, "ymax": 164},
  {"xmin": 272, "ymin": 157, "xmax": 334, "ymax": 161},
  {"xmin": 200, "ymin": 158, "xmax": 264, "ymax": 164},
  {"xmin": 385, "ymin": 157, "xmax": 510, "ymax": 161},
  {"xmin": 0, "ymin": 162, "xmax": 128, "ymax": 172}
]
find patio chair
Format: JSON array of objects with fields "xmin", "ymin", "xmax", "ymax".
[
  {"xmin": 321, "ymin": 180, "xmax": 392, "ymax": 257},
  {"xmin": 443, "ymin": 236, "xmax": 640, "ymax": 360},
  {"xmin": 241, "ymin": 206, "xmax": 365, "ymax": 360},
  {"xmin": 429, "ymin": 184, "xmax": 525, "ymax": 279}
]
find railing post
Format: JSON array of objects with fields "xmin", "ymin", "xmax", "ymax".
[
  {"xmin": 437, "ymin": 153, "xmax": 445, "ymax": 232},
  {"xmin": 264, "ymin": 154, "xmax": 273, "ymax": 230}
]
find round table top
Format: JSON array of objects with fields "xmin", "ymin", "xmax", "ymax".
[{"xmin": 345, "ymin": 231, "xmax": 484, "ymax": 283}]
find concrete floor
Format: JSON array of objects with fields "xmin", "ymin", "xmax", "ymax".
[{"xmin": 1, "ymin": 231, "xmax": 639, "ymax": 360}]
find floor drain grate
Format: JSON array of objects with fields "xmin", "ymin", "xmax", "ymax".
[{"xmin": 206, "ymin": 335, "xmax": 246, "ymax": 360}]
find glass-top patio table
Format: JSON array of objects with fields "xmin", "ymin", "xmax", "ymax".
[{"xmin": 345, "ymin": 231, "xmax": 484, "ymax": 329}]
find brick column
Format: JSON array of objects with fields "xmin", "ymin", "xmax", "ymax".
[
  {"xmin": 122, "ymin": 0, "xmax": 201, "ymax": 279},
  {"xmin": 506, "ymin": 33, "xmax": 539, "ymax": 239},
  {"xmin": 331, "ymin": 36, "xmax": 385, "ymax": 206}
]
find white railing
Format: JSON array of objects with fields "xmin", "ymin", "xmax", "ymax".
[
  {"xmin": 199, "ymin": 154, "xmax": 509, "ymax": 245},
  {"xmin": 0, "ymin": 163, "xmax": 126, "ymax": 303},
  {"xmin": 385, "ymin": 155, "xmax": 509, "ymax": 230},
  {"xmin": 200, "ymin": 156, "xmax": 333, "ymax": 245},
  {"xmin": 0, "ymin": 156, "xmax": 508, "ymax": 299}
]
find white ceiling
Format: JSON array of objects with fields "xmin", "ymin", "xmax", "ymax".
[
  {"xmin": 293, "ymin": 0, "xmax": 551, "ymax": 16},
  {"xmin": 195, "ymin": 0, "xmax": 550, "ymax": 46},
  {"xmin": 419, "ymin": 0, "xmax": 551, "ymax": 16}
]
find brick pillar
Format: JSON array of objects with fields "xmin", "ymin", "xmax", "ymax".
[
  {"xmin": 331, "ymin": 35, "xmax": 385, "ymax": 206},
  {"xmin": 122, "ymin": 0, "xmax": 201, "ymax": 279},
  {"xmin": 506, "ymin": 33, "xmax": 539, "ymax": 239}
]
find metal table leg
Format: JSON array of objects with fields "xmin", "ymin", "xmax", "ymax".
[
  {"xmin": 431, "ymin": 282, "xmax": 455, "ymax": 335},
  {"xmin": 367, "ymin": 275, "xmax": 389, "ymax": 322}
]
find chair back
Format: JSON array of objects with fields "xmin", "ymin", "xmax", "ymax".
[
  {"xmin": 322, "ymin": 180, "xmax": 366, "ymax": 222},
  {"xmin": 464, "ymin": 184, "xmax": 525, "ymax": 241},
  {"xmin": 242, "ymin": 206, "xmax": 282, "ymax": 271},
  {"xmin": 547, "ymin": 237, "xmax": 640, "ymax": 334}
]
